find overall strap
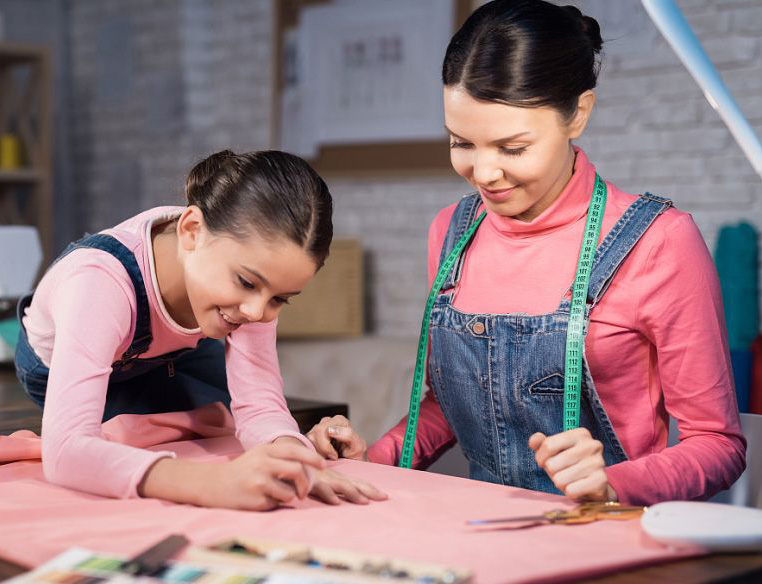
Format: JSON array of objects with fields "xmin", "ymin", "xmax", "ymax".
[
  {"xmin": 438, "ymin": 193, "xmax": 482, "ymax": 291},
  {"xmin": 61, "ymin": 233, "xmax": 153, "ymax": 361},
  {"xmin": 586, "ymin": 193, "xmax": 673, "ymax": 306}
]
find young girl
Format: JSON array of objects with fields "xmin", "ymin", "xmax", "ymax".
[
  {"xmin": 15, "ymin": 148, "xmax": 386, "ymax": 510},
  {"xmin": 308, "ymin": 0, "xmax": 746, "ymax": 506}
]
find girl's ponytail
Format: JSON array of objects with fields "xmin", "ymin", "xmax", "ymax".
[
  {"xmin": 184, "ymin": 149, "xmax": 333, "ymax": 267},
  {"xmin": 185, "ymin": 149, "xmax": 235, "ymax": 210}
]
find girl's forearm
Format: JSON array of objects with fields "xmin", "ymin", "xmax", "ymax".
[{"xmin": 137, "ymin": 457, "xmax": 216, "ymax": 505}]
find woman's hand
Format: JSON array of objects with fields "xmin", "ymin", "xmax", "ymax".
[
  {"xmin": 138, "ymin": 441, "xmax": 327, "ymax": 511},
  {"xmin": 306, "ymin": 415, "xmax": 368, "ymax": 461},
  {"xmin": 528, "ymin": 428, "xmax": 617, "ymax": 501},
  {"xmin": 309, "ymin": 468, "xmax": 388, "ymax": 505}
]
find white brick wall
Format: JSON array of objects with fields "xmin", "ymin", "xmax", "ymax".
[
  {"xmin": 326, "ymin": 0, "xmax": 762, "ymax": 336},
  {"xmin": 67, "ymin": 0, "xmax": 762, "ymax": 336},
  {"xmin": 68, "ymin": 0, "xmax": 273, "ymax": 230}
]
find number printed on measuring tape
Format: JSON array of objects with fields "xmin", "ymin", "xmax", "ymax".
[{"xmin": 563, "ymin": 174, "xmax": 607, "ymax": 432}]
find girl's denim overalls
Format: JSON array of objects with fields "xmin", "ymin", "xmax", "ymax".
[
  {"xmin": 14, "ymin": 233, "xmax": 230, "ymax": 421},
  {"xmin": 428, "ymin": 192, "xmax": 672, "ymax": 494}
]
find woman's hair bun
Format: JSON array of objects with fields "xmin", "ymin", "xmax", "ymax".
[{"xmin": 563, "ymin": 5, "xmax": 603, "ymax": 54}]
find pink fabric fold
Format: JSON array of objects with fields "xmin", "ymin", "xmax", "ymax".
[{"xmin": 0, "ymin": 403, "xmax": 236, "ymax": 464}]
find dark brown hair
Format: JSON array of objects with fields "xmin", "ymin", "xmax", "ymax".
[
  {"xmin": 442, "ymin": 0, "xmax": 603, "ymax": 120},
  {"xmin": 185, "ymin": 149, "xmax": 333, "ymax": 267}
]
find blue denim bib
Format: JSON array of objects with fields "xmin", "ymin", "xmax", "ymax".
[
  {"xmin": 428, "ymin": 192, "xmax": 672, "ymax": 493},
  {"xmin": 15, "ymin": 233, "xmax": 229, "ymax": 419}
]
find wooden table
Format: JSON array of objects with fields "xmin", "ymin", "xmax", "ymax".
[{"xmin": 2, "ymin": 367, "xmax": 761, "ymax": 582}]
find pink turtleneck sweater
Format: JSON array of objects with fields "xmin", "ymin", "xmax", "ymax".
[{"xmin": 367, "ymin": 149, "xmax": 746, "ymax": 506}]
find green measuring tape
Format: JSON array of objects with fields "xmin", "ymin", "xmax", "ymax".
[
  {"xmin": 399, "ymin": 175, "xmax": 607, "ymax": 468},
  {"xmin": 563, "ymin": 174, "xmax": 606, "ymax": 431}
]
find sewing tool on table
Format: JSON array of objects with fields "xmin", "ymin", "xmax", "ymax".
[{"xmin": 468, "ymin": 501, "xmax": 646, "ymax": 528}]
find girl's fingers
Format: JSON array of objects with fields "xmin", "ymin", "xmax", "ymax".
[
  {"xmin": 310, "ymin": 480, "xmax": 342, "ymax": 505},
  {"xmin": 251, "ymin": 494, "xmax": 280, "ymax": 512},
  {"xmin": 270, "ymin": 441, "xmax": 328, "ymax": 469},
  {"xmin": 268, "ymin": 458, "xmax": 311, "ymax": 499},
  {"xmin": 353, "ymin": 479, "xmax": 388, "ymax": 501},
  {"xmin": 324, "ymin": 473, "xmax": 369, "ymax": 504},
  {"xmin": 261, "ymin": 476, "xmax": 298, "ymax": 504},
  {"xmin": 335, "ymin": 482, "xmax": 369, "ymax": 504}
]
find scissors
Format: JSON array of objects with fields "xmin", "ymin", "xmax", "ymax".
[{"xmin": 468, "ymin": 502, "xmax": 646, "ymax": 527}]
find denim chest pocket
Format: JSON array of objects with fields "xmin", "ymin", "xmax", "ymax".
[{"xmin": 528, "ymin": 372, "xmax": 566, "ymax": 396}]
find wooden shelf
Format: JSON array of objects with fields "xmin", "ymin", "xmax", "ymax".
[
  {"xmin": 0, "ymin": 42, "xmax": 53, "ymax": 266},
  {"xmin": 0, "ymin": 42, "xmax": 48, "ymax": 66},
  {"xmin": 0, "ymin": 169, "xmax": 43, "ymax": 184}
]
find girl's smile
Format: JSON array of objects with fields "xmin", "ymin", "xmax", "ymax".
[{"xmin": 154, "ymin": 206, "xmax": 318, "ymax": 338}]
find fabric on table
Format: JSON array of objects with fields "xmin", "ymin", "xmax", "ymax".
[{"xmin": 0, "ymin": 410, "xmax": 703, "ymax": 584}]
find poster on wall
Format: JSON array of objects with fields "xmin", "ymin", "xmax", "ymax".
[{"xmin": 280, "ymin": 0, "xmax": 455, "ymax": 157}]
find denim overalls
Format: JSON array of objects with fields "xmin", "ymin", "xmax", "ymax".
[
  {"xmin": 428, "ymin": 192, "xmax": 672, "ymax": 494},
  {"xmin": 15, "ymin": 233, "xmax": 230, "ymax": 421}
]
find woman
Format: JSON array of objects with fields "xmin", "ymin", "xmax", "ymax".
[{"xmin": 308, "ymin": 0, "xmax": 745, "ymax": 506}]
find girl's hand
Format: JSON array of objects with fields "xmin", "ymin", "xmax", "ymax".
[
  {"xmin": 139, "ymin": 442, "xmax": 326, "ymax": 511},
  {"xmin": 309, "ymin": 468, "xmax": 388, "ymax": 505},
  {"xmin": 306, "ymin": 415, "xmax": 368, "ymax": 461},
  {"xmin": 528, "ymin": 428, "xmax": 617, "ymax": 502}
]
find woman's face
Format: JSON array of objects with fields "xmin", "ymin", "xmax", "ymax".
[
  {"xmin": 444, "ymin": 86, "xmax": 592, "ymax": 222},
  {"xmin": 179, "ymin": 209, "xmax": 317, "ymax": 338}
]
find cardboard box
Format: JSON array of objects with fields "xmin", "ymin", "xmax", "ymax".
[{"xmin": 277, "ymin": 239, "xmax": 364, "ymax": 338}]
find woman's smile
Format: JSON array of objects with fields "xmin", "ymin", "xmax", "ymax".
[{"xmin": 478, "ymin": 184, "xmax": 519, "ymax": 204}]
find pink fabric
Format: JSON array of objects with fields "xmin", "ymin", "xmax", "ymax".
[
  {"xmin": 0, "ymin": 433, "xmax": 702, "ymax": 584},
  {"xmin": 369, "ymin": 149, "xmax": 746, "ymax": 506},
  {"xmin": 20, "ymin": 207, "xmax": 311, "ymax": 499},
  {"xmin": 0, "ymin": 403, "xmax": 236, "ymax": 464}
]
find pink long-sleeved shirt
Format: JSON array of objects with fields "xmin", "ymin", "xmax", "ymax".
[
  {"xmin": 22, "ymin": 207, "xmax": 311, "ymax": 499},
  {"xmin": 368, "ymin": 149, "xmax": 746, "ymax": 506}
]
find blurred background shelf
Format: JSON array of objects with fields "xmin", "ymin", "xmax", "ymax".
[{"xmin": 0, "ymin": 41, "xmax": 53, "ymax": 267}]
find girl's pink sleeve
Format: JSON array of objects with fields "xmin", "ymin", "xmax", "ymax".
[
  {"xmin": 367, "ymin": 206, "xmax": 458, "ymax": 467},
  {"xmin": 605, "ymin": 213, "xmax": 747, "ymax": 505},
  {"xmin": 41, "ymin": 262, "xmax": 175, "ymax": 499},
  {"xmin": 225, "ymin": 322, "xmax": 313, "ymax": 450}
]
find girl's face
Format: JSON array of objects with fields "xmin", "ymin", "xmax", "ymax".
[
  {"xmin": 178, "ymin": 208, "xmax": 317, "ymax": 338},
  {"xmin": 443, "ymin": 86, "xmax": 594, "ymax": 222}
]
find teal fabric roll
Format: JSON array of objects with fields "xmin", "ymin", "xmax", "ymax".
[
  {"xmin": 0, "ymin": 318, "xmax": 19, "ymax": 350},
  {"xmin": 714, "ymin": 222, "xmax": 759, "ymax": 351}
]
